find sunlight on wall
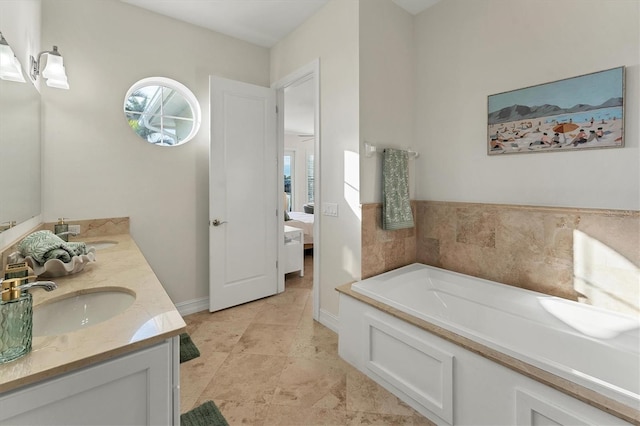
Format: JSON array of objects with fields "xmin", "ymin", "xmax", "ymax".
[
  {"xmin": 344, "ymin": 150, "xmax": 360, "ymax": 220},
  {"xmin": 342, "ymin": 246, "xmax": 360, "ymax": 281},
  {"xmin": 573, "ymin": 230, "xmax": 640, "ymax": 316}
]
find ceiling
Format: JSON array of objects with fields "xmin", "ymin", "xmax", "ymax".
[{"xmin": 122, "ymin": 0, "xmax": 443, "ymax": 48}]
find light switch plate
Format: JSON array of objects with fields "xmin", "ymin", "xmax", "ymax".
[{"xmin": 322, "ymin": 202, "xmax": 338, "ymax": 217}]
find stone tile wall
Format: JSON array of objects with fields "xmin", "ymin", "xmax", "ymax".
[
  {"xmin": 362, "ymin": 201, "xmax": 639, "ymax": 315},
  {"xmin": 361, "ymin": 203, "xmax": 417, "ymax": 279},
  {"xmin": 40, "ymin": 217, "xmax": 130, "ymax": 238}
]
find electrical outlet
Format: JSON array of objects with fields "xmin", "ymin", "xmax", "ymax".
[
  {"xmin": 68, "ymin": 224, "xmax": 81, "ymax": 234},
  {"xmin": 322, "ymin": 202, "xmax": 338, "ymax": 217}
]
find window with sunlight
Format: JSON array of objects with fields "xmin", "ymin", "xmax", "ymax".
[{"xmin": 284, "ymin": 151, "xmax": 294, "ymax": 211}]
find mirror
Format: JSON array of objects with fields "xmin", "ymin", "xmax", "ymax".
[
  {"xmin": 123, "ymin": 77, "xmax": 201, "ymax": 147},
  {"xmin": 0, "ymin": 61, "xmax": 41, "ymax": 232}
]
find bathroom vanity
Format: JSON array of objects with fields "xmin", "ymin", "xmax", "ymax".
[{"xmin": 0, "ymin": 231, "xmax": 186, "ymax": 425}]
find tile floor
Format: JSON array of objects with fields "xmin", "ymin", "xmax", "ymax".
[{"xmin": 181, "ymin": 254, "xmax": 433, "ymax": 425}]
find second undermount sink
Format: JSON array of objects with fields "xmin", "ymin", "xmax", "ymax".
[
  {"xmin": 89, "ymin": 241, "xmax": 118, "ymax": 250},
  {"xmin": 33, "ymin": 288, "xmax": 135, "ymax": 336}
]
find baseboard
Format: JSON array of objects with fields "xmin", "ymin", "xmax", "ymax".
[
  {"xmin": 319, "ymin": 308, "xmax": 339, "ymax": 333},
  {"xmin": 175, "ymin": 297, "xmax": 209, "ymax": 316}
]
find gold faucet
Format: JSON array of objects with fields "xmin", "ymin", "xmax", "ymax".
[
  {"xmin": 1, "ymin": 276, "xmax": 57, "ymax": 302},
  {"xmin": 1, "ymin": 262, "xmax": 57, "ymax": 302}
]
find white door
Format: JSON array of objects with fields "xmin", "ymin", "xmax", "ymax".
[{"xmin": 209, "ymin": 76, "xmax": 278, "ymax": 312}]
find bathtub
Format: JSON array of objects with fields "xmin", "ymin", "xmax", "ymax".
[{"xmin": 338, "ymin": 263, "xmax": 640, "ymax": 425}]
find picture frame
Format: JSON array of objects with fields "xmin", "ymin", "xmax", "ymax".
[{"xmin": 487, "ymin": 67, "xmax": 624, "ymax": 155}]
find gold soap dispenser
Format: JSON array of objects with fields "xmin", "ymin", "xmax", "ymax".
[{"xmin": 0, "ymin": 262, "xmax": 57, "ymax": 364}]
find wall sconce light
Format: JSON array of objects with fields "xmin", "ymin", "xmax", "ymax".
[
  {"xmin": 0, "ymin": 32, "xmax": 27, "ymax": 83},
  {"xmin": 30, "ymin": 45, "xmax": 69, "ymax": 89}
]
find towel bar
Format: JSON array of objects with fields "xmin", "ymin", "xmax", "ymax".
[{"xmin": 364, "ymin": 142, "xmax": 419, "ymax": 159}]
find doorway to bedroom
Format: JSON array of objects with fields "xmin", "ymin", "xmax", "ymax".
[
  {"xmin": 276, "ymin": 60, "xmax": 319, "ymax": 321},
  {"xmin": 283, "ymin": 78, "xmax": 315, "ymax": 252}
]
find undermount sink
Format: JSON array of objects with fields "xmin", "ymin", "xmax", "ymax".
[
  {"xmin": 33, "ymin": 288, "xmax": 135, "ymax": 336},
  {"xmin": 89, "ymin": 241, "xmax": 118, "ymax": 250}
]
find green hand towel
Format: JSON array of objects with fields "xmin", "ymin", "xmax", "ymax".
[
  {"xmin": 382, "ymin": 148, "xmax": 414, "ymax": 230},
  {"xmin": 18, "ymin": 230, "xmax": 88, "ymax": 266}
]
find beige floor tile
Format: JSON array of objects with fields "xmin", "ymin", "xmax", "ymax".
[
  {"xmin": 188, "ymin": 317, "xmax": 250, "ymax": 353},
  {"xmin": 232, "ymin": 323, "xmax": 298, "ymax": 356},
  {"xmin": 272, "ymin": 357, "xmax": 347, "ymax": 409},
  {"xmin": 216, "ymin": 399, "xmax": 269, "ymax": 426},
  {"xmin": 198, "ymin": 352, "xmax": 288, "ymax": 404},
  {"xmin": 266, "ymin": 287, "xmax": 310, "ymax": 307},
  {"xmin": 345, "ymin": 410, "xmax": 418, "ymax": 425},
  {"xmin": 253, "ymin": 301, "xmax": 305, "ymax": 326},
  {"xmin": 180, "ymin": 351, "xmax": 229, "ymax": 412},
  {"xmin": 297, "ymin": 296, "xmax": 317, "ymax": 330},
  {"xmin": 289, "ymin": 320, "xmax": 340, "ymax": 361},
  {"xmin": 264, "ymin": 405, "xmax": 351, "ymax": 425},
  {"xmin": 206, "ymin": 297, "xmax": 267, "ymax": 323},
  {"xmin": 346, "ymin": 369, "xmax": 416, "ymax": 416}
]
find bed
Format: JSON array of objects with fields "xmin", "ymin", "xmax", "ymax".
[{"xmin": 285, "ymin": 211, "xmax": 314, "ymax": 249}]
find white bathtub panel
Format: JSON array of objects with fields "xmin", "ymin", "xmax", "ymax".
[
  {"xmin": 516, "ymin": 389, "xmax": 591, "ymax": 426},
  {"xmin": 363, "ymin": 314, "xmax": 454, "ymax": 424},
  {"xmin": 339, "ymin": 293, "xmax": 634, "ymax": 425},
  {"xmin": 351, "ymin": 263, "xmax": 640, "ymax": 406}
]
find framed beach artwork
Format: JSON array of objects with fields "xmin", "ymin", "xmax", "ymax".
[{"xmin": 487, "ymin": 66, "xmax": 625, "ymax": 155}]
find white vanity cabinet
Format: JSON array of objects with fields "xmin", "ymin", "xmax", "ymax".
[
  {"xmin": 0, "ymin": 336, "xmax": 180, "ymax": 425},
  {"xmin": 284, "ymin": 225, "xmax": 304, "ymax": 276}
]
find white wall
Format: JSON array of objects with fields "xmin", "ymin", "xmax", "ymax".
[
  {"xmin": 271, "ymin": 0, "xmax": 361, "ymax": 318},
  {"xmin": 414, "ymin": 0, "xmax": 640, "ymax": 210},
  {"xmin": 40, "ymin": 0, "xmax": 270, "ymax": 304},
  {"xmin": 0, "ymin": 0, "xmax": 41, "ymax": 91},
  {"xmin": 359, "ymin": 0, "xmax": 416, "ymax": 204}
]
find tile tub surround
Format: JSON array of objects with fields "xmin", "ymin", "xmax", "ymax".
[
  {"xmin": 0, "ymin": 232, "xmax": 186, "ymax": 393},
  {"xmin": 362, "ymin": 202, "xmax": 417, "ymax": 279},
  {"xmin": 362, "ymin": 201, "xmax": 639, "ymax": 315}
]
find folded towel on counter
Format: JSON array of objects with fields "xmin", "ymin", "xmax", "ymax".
[
  {"xmin": 17, "ymin": 230, "xmax": 89, "ymax": 266},
  {"xmin": 382, "ymin": 148, "xmax": 414, "ymax": 230}
]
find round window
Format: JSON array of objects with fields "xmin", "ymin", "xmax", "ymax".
[{"xmin": 123, "ymin": 77, "xmax": 201, "ymax": 146}]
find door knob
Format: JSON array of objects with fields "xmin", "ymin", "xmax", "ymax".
[{"xmin": 211, "ymin": 219, "xmax": 227, "ymax": 226}]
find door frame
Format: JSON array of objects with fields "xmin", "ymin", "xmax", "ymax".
[{"xmin": 273, "ymin": 59, "xmax": 320, "ymax": 321}]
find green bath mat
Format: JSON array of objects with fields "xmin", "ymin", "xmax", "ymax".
[
  {"xmin": 181, "ymin": 400, "xmax": 229, "ymax": 426},
  {"xmin": 179, "ymin": 333, "xmax": 200, "ymax": 364}
]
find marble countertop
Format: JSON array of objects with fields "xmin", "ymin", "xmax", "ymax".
[{"xmin": 0, "ymin": 233, "xmax": 186, "ymax": 393}]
